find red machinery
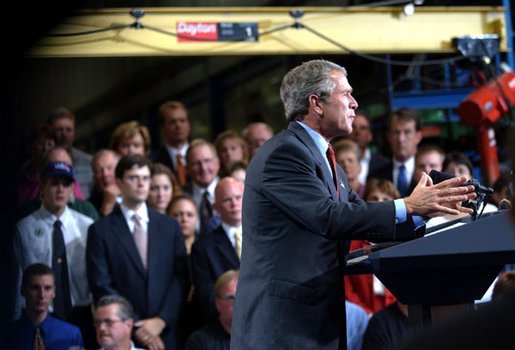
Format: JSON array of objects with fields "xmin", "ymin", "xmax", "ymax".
[{"xmin": 458, "ymin": 71, "xmax": 515, "ymax": 185}]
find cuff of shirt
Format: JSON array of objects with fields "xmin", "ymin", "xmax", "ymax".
[
  {"xmin": 394, "ymin": 199, "xmax": 407, "ymax": 224},
  {"xmin": 394, "ymin": 199, "xmax": 426, "ymax": 228}
]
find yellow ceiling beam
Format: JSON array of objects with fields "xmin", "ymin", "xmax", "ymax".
[{"xmin": 29, "ymin": 6, "xmax": 509, "ymax": 57}]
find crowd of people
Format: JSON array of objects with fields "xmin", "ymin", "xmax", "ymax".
[{"xmin": 10, "ymin": 59, "xmax": 514, "ymax": 350}]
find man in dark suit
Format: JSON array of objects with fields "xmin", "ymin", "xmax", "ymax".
[
  {"xmin": 368, "ymin": 108, "xmax": 422, "ymax": 196},
  {"xmin": 191, "ymin": 177, "xmax": 243, "ymax": 324},
  {"xmin": 230, "ymin": 59, "xmax": 476, "ymax": 350},
  {"xmin": 150, "ymin": 100, "xmax": 191, "ymax": 188},
  {"xmin": 87, "ymin": 155, "xmax": 186, "ymax": 350}
]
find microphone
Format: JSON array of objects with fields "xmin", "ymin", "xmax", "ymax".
[
  {"xmin": 428, "ymin": 170, "xmax": 494, "ymax": 195},
  {"xmin": 428, "ymin": 170, "xmax": 454, "ymax": 184}
]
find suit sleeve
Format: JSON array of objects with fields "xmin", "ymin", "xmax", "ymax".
[
  {"xmin": 86, "ymin": 223, "xmax": 118, "ymax": 302},
  {"xmin": 190, "ymin": 240, "xmax": 218, "ymax": 322},
  {"xmin": 260, "ymin": 142, "xmax": 406, "ymax": 242},
  {"xmin": 156, "ymin": 221, "xmax": 187, "ymax": 326}
]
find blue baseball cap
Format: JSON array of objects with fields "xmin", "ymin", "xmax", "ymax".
[{"xmin": 41, "ymin": 161, "xmax": 74, "ymax": 181}]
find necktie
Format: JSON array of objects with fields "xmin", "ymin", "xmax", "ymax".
[
  {"xmin": 234, "ymin": 229, "xmax": 242, "ymax": 259},
  {"xmin": 397, "ymin": 164, "xmax": 408, "ymax": 197},
  {"xmin": 326, "ymin": 145, "xmax": 339, "ymax": 195},
  {"xmin": 52, "ymin": 220, "xmax": 72, "ymax": 319},
  {"xmin": 33, "ymin": 326, "xmax": 45, "ymax": 350},
  {"xmin": 133, "ymin": 215, "xmax": 148, "ymax": 269},
  {"xmin": 176, "ymin": 153, "xmax": 187, "ymax": 187},
  {"xmin": 200, "ymin": 191, "xmax": 213, "ymax": 230}
]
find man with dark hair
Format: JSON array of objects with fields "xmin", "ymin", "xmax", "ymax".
[
  {"xmin": 231, "ymin": 59, "xmax": 475, "ymax": 350},
  {"xmin": 95, "ymin": 295, "xmax": 144, "ymax": 350},
  {"xmin": 87, "ymin": 155, "xmax": 186, "ymax": 350},
  {"xmin": 369, "ymin": 108, "xmax": 423, "ymax": 197},
  {"xmin": 11, "ymin": 263, "xmax": 84, "ymax": 349},
  {"xmin": 151, "ymin": 100, "xmax": 191, "ymax": 187},
  {"xmin": 46, "ymin": 107, "xmax": 94, "ymax": 197}
]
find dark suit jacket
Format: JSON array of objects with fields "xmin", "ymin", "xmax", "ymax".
[
  {"xmin": 86, "ymin": 205, "xmax": 186, "ymax": 350},
  {"xmin": 151, "ymin": 146, "xmax": 175, "ymax": 173},
  {"xmin": 191, "ymin": 225, "xmax": 240, "ymax": 323},
  {"xmin": 231, "ymin": 122, "xmax": 421, "ymax": 350},
  {"xmin": 367, "ymin": 153, "xmax": 391, "ymax": 182}
]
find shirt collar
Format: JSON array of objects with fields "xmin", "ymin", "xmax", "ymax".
[
  {"xmin": 296, "ymin": 120, "xmax": 330, "ymax": 156},
  {"xmin": 120, "ymin": 202, "xmax": 149, "ymax": 223},
  {"xmin": 39, "ymin": 205, "xmax": 72, "ymax": 228}
]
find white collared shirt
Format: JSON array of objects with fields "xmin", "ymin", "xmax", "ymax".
[
  {"xmin": 14, "ymin": 205, "xmax": 93, "ymax": 318},
  {"xmin": 392, "ymin": 156, "xmax": 415, "ymax": 189},
  {"xmin": 191, "ymin": 178, "xmax": 219, "ymax": 210},
  {"xmin": 358, "ymin": 148, "xmax": 371, "ymax": 185},
  {"xmin": 120, "ymin": 202, "xmax": 149, "ymax": 234}
]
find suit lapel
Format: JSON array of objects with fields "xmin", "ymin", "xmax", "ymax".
[
  {"xmin": 288, "ymin": 122, "xmax": 339, "ymax": 200},
  {"xmin": 112, "ymin": 207, "xmax": 146, "ymax": 277}
]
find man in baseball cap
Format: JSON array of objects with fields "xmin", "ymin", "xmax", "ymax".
[{"xmin": 14, "ymin": 159, "xmax": 95, "ymax": 348}]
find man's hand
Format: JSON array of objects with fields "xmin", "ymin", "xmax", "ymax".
[
  {"xmin": 404, "ymin": 172, "xmax": 477, "ymax": 218},
  {"xmin": 100, "ymin": 184, "xmax": 120, "ymax": 215},
  {"xmin": 134, "ymin": 317, "xmax": 166, "ymax": 350}
]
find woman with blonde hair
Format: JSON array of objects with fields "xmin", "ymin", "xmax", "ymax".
[{"xmin": 109, "ymin": 120, "xmax": 151, "ymax": 157}]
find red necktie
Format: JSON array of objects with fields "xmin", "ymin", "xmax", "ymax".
[
  {"xmin": 176, "ymin": 153, "xmax": 187, "ymax": 187},
  {"xmin": 326, "ymin": 145, "xmax": 339, "ymax": 195}
]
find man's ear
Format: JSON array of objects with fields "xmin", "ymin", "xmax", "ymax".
[{"xmin": 309, "ymin": 94, "xmax": 323, "ymax": 116}]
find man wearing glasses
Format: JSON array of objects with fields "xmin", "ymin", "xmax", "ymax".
[
  {"xmin": 184, "ymin": 270, "xmax": 238, "ymax": 350},
  {"xmin": 95, "ymin": 295, "xmax": 144, "ymax": 350}
]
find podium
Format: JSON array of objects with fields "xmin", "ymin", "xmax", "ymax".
[{"xmin": 346, "ymin": 210, "xmax": 515, "ymax": 326}]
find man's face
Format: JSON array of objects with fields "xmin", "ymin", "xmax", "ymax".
[
  {"xmin": 351, "ymin": 114, "xmax": 373, "ymax": 151},
  {"xmin": 215, "ymin": 278, "xmax": 238, "ymax": 330},
  {"xmin": 116, "ymin": 165, "xmax": 151, "ymax": 207},
  {"xmin": 213, "ymin": 179, "xmax": 244, "ymax": 227},
  {"xmin": 22, "ymin": 274, "xmax": 55, "ymax": 315},
  {"xmin": 387, "ymin": 118, "xmax": 421, "ymax": 162},
  {"xmin": 161, "ymin": 108, "xmax": 191, "ymax": 146},
  {"xmin": 246, "ymin": 125, "xmax": 273, "ymax": 157},
  {"xmin": 414, "ymin": 151, "xmax": 443, "ymax": 182},
  {"xmin": 49, "ymin": 118, "xmax": 75, "ymax": 148},
  {"xmin": 187, "ymin": 144, "xmax": 220, "ymax": 188},
  {"xmin": 318, "ymin": 72, "xmax": 358, "ymax": 140},
  {"xmin": 93, "ymin": 153, "xmax": 118, "ymax": 190},
  {"xmin": 42, "ymin": 176, "xmax": 74, "ymax": 214},
  {"xmin": 95, "ymin": 304, "xmax": 133, "ymax": 350}
]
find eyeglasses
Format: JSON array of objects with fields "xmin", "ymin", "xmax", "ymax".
[
  {"xmin": 218, "ymin": 295, "xmax": 235, "ymax": 302},
  {"xmin": 93, "ymin": 318, "xmax": 125, "ymax": 328}
]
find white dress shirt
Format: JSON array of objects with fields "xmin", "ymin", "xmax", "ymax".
[{"xmin": 14, "ymin": 205, "xmax": 93, "ymax": 318}]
